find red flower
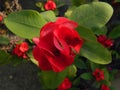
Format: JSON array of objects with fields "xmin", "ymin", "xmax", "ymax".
[
  {"xmin": 33, "ymin": 17, "xmax": 83, "ymax": 72},
  {"xmin": 0, "ymin": 15, "xmax": 3, "ymax": 22},
  {"xmin": 97, "ymin": 35, "xmax": 113, "ymax": 48},
  {"xmin": 13, "ymin": 42, "xmax": 29, "ymax": 59},
  {"xmin": 44, "ymin": 0, "xmax": 56, "ymax": 10},
  {"xmin": 92, "ymin": 68, "xmax": 104, "ymax": 81},
  {"xmin": 57, "ymin": 78, "xmax": 72, "ymax": 90},
  {"xmin": 19, "ymin": 42, "xmax": 29, "ymax": 52},
  {"xmin": 101, "ymin": 84, "xmax": 110, "ymax": 90}
]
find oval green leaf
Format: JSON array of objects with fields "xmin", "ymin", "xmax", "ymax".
[
  {"xmin": 4, "ymin": 10, "xmax": 47, "ymax": 39},
  {"xmin": 40, "ymin": 70, "xmax": 68, "ymax": 89},
  {"xmin": 76, "ymin": 26, "xmax": 97, "ymax": 41},
  {"xmin": 80, "ymin": 72, "xmax": 93, "ymax": 80},
  {"xmin": 70, "ymin": 2, "xmax": 113, "ymax": 28},
  {"xmin": 108, "ymin": 25, "xmax": 120, "ymax": 39},
  {"xmin": 40, "ymin": 10, "xmax": 56, "ymax": 22},
  {"xmin": 80, "ymin": 41, "xmax": 112, "ymax": 64}
]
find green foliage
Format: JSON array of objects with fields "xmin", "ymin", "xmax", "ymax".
[
  {"xmin": 4, "ymin": 10, "xmax": 47, "ymax": 39},
  {"xmin": 74, "ymin": 56, "xmax": 87, "ymax": 69},
  {"xmin": 40, "ymin": 11, "xmax": 56, "ymax": 22},
  {"xmin": 92, "ymin": 26, "xmax": 107, "ymax": 35},
  {"xmin": 0, "ymin": 50, "xmax": 11, "ymax": 65},
  {"xmin": 102, "ymin": 68, "xmax": 109, "ymax": 81},
  {"xmin": 109, "ymin": 69, "xmax": 118, "ymax": 81},
  {"xmin": 76, "ymin": 26, "xmax": 97, "ymax": 41},
  {"xmin": 54, "ymin": 0, "xmax": 65, "ymax": 8},
  {"xmin": 108, "ymin": 25, "xmax": 120, "ymax": 39},
  {"xmin": 80, "ymin": 72, "xmax": 93, "ymax": 80},
  {"xmin": 90, "ymin": 62, "xmax": 104, "ymax": 71},
  {"xmin": 0, "ymin": 35, "xmax": 9, "ymax": 45},
  {"xmin": 0, "ymin": 50, "xmax": 27, "ymax": 65},
  {"xmin": 71, "ymin": 0, "xmax": 86, "ymax": 6},
  {"xmin": 80, "ymin": 41, "xmax": 112, "ymax": 64},
  {"xmin": 39, "ymin": 70, "xmax": 68, "ymax": 89},
  {"xmin": 27, "ymin": 50, "xmax": 39, "ymax": 66},
  {"xmin": 70, "ymin": 2, "xmax": 113, "ymax": 28},
  {"xmin": 67, "ymin": 65, "xmax": 77, "ymax": 78},
  {"xmin": 65, "ymin": 6, "xmax": 76, "ymax": 18},
  {"xmin": 114, "ymin": 0, "xmax": 120, "ymax": 2},
  {"xmin": 77, "ymin": 26, "xmax": 112, "ymax": 64},
  {"xmin": 73, "ymin": 76, "xmax": 81, "ymax": 86},
  {"xmin": 70, "ymin": 87, "xmax": 79, "ymax": 90}
]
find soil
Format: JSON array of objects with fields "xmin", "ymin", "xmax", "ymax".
[{"xmin": 0, "ymin": 62, "xmax": 41, "ymax": 90}]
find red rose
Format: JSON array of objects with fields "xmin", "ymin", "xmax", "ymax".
[
  {"xmin": 44, "ymin": 0, "xmax": 56, "ymax": 10},
  {"xmin": 13, "ymin": 42, "xmax": 29, "ymax": 59},
  {"xmin": 0, "ymin": 15, "xmax": 3, "ymax": 22},
  {"xmin": 33, "ymin": 17, "xmax": 83, "ymax": 72},
  {"xmin": 92, "ymin": 68, "xmax": 104, "ymax": 81},
  {"xmin": 57, "ymin": 78, "xmax": 72, "ymax": 90},
  {"xmin": 101, "ymin": 84, "xmax": 110, "ymax": 90},
  {"xmin": 97, "ymin": 35, "xmax": 113, "ymax": 48}
]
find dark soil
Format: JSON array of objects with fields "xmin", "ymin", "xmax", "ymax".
[{"xmin": 0, "ymin": 62, "xmax": 41, "ymax": 90}]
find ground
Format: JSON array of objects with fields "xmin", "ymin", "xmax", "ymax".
[{"xmin": 0, "ymin": 62, "xmax": 41, "ymax": 90}]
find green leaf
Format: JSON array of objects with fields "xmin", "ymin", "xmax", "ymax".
[
  {"xmin": 102, "ymin": 68, "xmax": 109, "ymax": 81},
  {"xmin": 70, "ymin": 87, "xmax": 79, "ymax": 90},
  {"xmin": 0, "ymin": 35, "xmax": 9, "ymax": 45},
  {"xmin": 0, "ymin": 50, "xmax": 26, "ymax": 65},
  {"xmin": 54, "ymin": 0, "xmax": 65, "ymax": 8},
  {"xmin": 92, "ymin": 26, "xmax": 107, "ymax": 35},
  {"xmin": 40, "ymin": 11, "xmax": 56, "ymax": 22},
  {"xmin": 70, "ymin": 2, "xmax": 113, "ymax": 28},
  {"xmin": 80, "ymin": 72, "xmax": 93, "ymax": 80},
  {"xmin": 114, "ymin": 0, "xmax": 120, "ymax": 3},
  {"xmin": 93, "ymin": 81, "xmax": 101, "ymax": 88},
  {"xmin": 90, "ymin": 62, "xmax": 104, "ymax": 71},
  {"xmin": 73, "ymin": 75, "xmax": 81, "ymax": 86},
  {"xmin": 4, "ymin": 10, "xmax": 47, "ymax": 39},
  {"xmin": 76, "ymin": 26, "xmax": 97, "ymax": 41},
  {"xmin": 71, "ymin": 0, "xmax": 86, "ymax": 6},
  {"xmin": 27, "ymin": 50, "xmax": 39, "ymax": 66},
  {"xmin": 67, "ymin": 65, "xmax": 77, "ymax": 78},
  {"xmin": 40, "ymin": 70, "xmax": 67, "ymax": 89},
  {"xmin": 80, "ymin": 41, "xmax": 112, "ymax": 64},
  {"xmin": 100, "ymin": 80, "xmax": 111, "ymax": 87},
  {"xmin": 108, "ymin": 25, "xmax": 120, "ymax": 39},
  {"xmin": 74, "ymin": 56, "xmax": 87, "ymax": 69},
  {"xmin": 65, "ymin": 6, "xmax": 77, "ymax": 18},
  {"xmin": 0, "ymin": 50, "xmax": 11, "ymax": 65},
  {"xmin": 109, "ymin": 72, "xmax": 116, "ymax": 81},
  {"xmin": 110, "ymin": 86, "xmax": 116, "ymax": 90}
]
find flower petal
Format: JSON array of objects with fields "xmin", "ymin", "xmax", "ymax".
[
  {"xmin": 56, "ymin": 17, "xmax": 78, "ymax": 29},
  {"xmin": 40, "ymin": 22, "xmax": 57, "ymax": 37},
  {"xmin": 33, "ymin": 46, "xmax": 52, "ymax": 71},
  {"xmin": 54, "ymin": 27, "xmax": 83, "ymax": 53}
]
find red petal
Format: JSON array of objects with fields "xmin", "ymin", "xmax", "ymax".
[
  {"xmin": 19, "ymin": 42, "xmax": 29, "ymax": 52},
  {"xmin": 33, "ymin": 46, "xmax": 52, "ymax": 71},
  {"xmin": 33, "ymin": 37, "xmax": 39, "ymax": 45},
  {"xmin": 40, "ymin": 22, "xmax": 57, "ymax": 37},
  {"xmin": 56, "ymin": 17, "xmax": 78, "ymax": 29},
  {"xmin": 47, "ymin": 50, "xmax": 74, "ymax": 72},
  {"xmin": 54, "ymin": 27, "xmax": 83, "ymax": 53}
]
